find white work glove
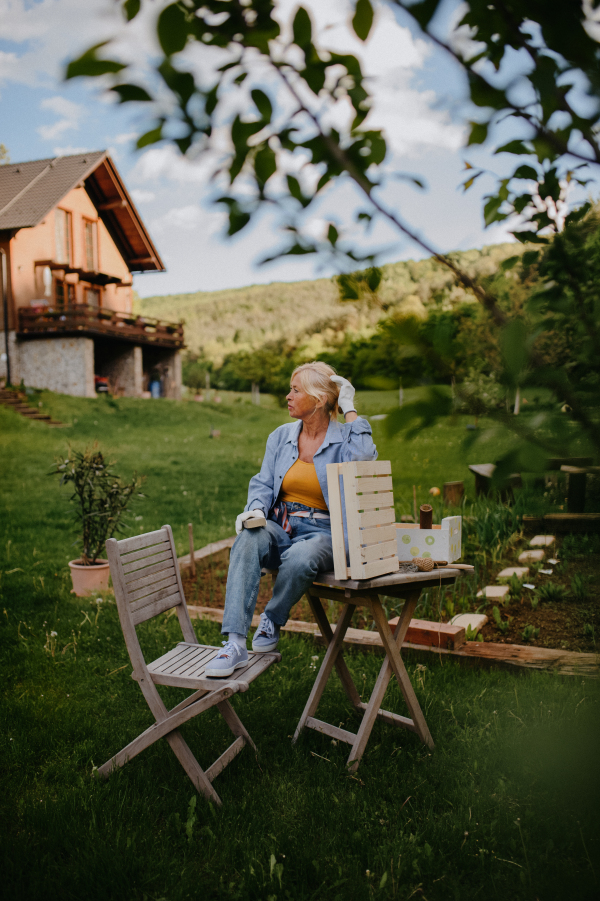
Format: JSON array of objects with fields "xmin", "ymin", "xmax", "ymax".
[
  {"xmin": 235, "ymin": 509, "xmax": 265, "ymax": 534},
  {"xmin": 330, "ymin": 375, "xmax": 356, "ymax": 415}
]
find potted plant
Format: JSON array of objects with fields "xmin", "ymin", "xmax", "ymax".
[{"xmin": 52, "ymin": 445, "xmax": 145, "ymax": 596}]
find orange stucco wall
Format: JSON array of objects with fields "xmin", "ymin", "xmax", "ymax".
[{"xmin": 8, "ymin": 185, "xmax": 133, "ymax": 315}]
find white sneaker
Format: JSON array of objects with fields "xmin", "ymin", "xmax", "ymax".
[{"xmin": 205, "ymin": 640, "xmax": 248, "ymax": 677}]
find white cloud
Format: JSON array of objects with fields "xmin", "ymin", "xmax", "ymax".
[
  {"xmin": 153, "ymin": 204, "xmax": 206, "ymax": 232},
  {"xmin": 38, "ymin": 94, "xmax": 85, "ymax": 141},
  {"xmin": 130, "ymin": 189, "xmax": 156, "ymax": 204},
  {"xmin": 130, "ymin": 144, "xmax": 216, "ymax": 187},
  {"xmin": 113, "ymin": 131, "xmax": 138, "ymax": 145},
  {"xmin": 52, "ymin": 144, "xmax": 92, "ymax": 156}
]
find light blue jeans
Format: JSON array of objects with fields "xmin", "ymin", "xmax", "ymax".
[{"xmin": 221, "ymin": 507, "xmax": 334, "ymax": 637}]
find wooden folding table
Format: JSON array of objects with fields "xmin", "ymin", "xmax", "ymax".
[{"xmin": 293, "ymin": 567, "xmax": 461, "ymax": 771}]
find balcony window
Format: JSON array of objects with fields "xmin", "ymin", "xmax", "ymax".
[
  {"xmin": 55, "ymin": 208, "xmax": 72, "ymax": 265},
  {"xmin": 55, "ymin": 280, "xmax": 76, "ymax": 311},
  {"xmin": 84, "ymin": 219, "xmax": 98, "ymax": 271}
]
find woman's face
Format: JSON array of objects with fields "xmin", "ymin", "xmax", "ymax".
[{"xmin": 286, "ymin": 376, "xmax": 324, "ymax": 421}]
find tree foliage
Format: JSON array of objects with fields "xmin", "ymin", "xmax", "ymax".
[{"xmin": 66, "ymin": 1, "xmax": 600, "ymax": 459}]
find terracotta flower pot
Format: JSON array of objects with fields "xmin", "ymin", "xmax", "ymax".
[{"xmin": 68, "ymin": 559, "xmax": 111, "ymax": 596}]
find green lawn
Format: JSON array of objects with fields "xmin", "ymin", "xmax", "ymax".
[{"xmin": 1, "ymin": 391, "xmax": 598, "ymax": 900}]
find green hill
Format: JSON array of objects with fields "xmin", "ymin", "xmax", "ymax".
[{"xmin": 138, "ymin": 242, "xmax": 522, "ymax": 365}]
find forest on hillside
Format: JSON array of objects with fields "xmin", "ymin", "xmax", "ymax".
[{"xmin": 138, "ymin": 242, "xmax": 521, "ymax": 371}]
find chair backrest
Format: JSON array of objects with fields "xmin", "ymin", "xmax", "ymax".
[
  {"xmin": 106, "ymin": 525, "xmax": 197, "ymax": 673},
  {"xmin": 326, "ymin": 461, "xmax": 400, "ymax": 581}
]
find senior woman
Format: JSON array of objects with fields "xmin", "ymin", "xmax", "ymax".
[{"xmin": 205, "ymin": 361, "xmax": 377, "ymax": 677}]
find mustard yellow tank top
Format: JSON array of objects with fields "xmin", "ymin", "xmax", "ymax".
[{"xmin": 280, "ymin": 459, "xmax": 328, "ymax": 510}]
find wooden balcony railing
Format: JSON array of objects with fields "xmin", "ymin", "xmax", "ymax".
[{"xmin": 18, "ymin": 305, "xmax": 184, "ymax": 350}]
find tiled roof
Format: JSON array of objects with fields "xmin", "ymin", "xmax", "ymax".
[{"xmin": 0, "ymin": 151, "xmax": 107, "ymax": 230}]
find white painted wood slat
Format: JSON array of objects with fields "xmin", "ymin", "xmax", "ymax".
[{"xmin": 355, "ymin": 475, "xmax": 393, "ymax": 494}]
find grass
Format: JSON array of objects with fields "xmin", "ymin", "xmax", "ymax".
[{"xmin": 1, "ymin": 390, "xmax": 599, "ymax": 900}]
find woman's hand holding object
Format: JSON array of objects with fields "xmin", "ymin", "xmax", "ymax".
[
  {"xmin": 330, "ymin": 375, "xmax": 356, "ymax": 415},
  {"xmin": 235, "ymin": 509, "xmax": 266, "ymax": 534}
]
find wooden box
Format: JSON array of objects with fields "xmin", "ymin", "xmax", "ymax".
[{"xmin": 395, "ymin": 515, "xmax": 462, "ymax": 563}]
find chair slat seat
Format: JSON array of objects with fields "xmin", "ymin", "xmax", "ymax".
[
  {"xmin": 147, "ymin": 642, "xmax": 280, "ymax": 692},
  {"xmin": 98, "ymin": 524, "xmax": 280, "ymax": 805}
]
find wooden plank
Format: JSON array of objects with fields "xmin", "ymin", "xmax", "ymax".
[
  {"xmin": 350, "ymin": 555, "xmax": 399, "ymax": 581},
  {"xmin": 356, "ymin": 492, "xmax": 394, "ymax": 512},
  {"xmin": 148, "ymin": 643, "xmax": 194, "ymax": 674},
  {"xmin": 126, "ymin": 563, "xmax": 176, "ymax": 593},
  {"xmin": 342, "ymin": 464, "xmax": 364, "ymax": 577},
  {"xmin": 360, "ymin": 539, "xmax": 398, "ymax": 563},
  {"xmin": 128, "ymin": 572, "xmax": 179, "ymax": 603},
  {"xmin": 359, "ymin": 524, "xmax": 396, "ymax": 546},
  {"xmin": 217, "ymin": 699, "xmax": 257, "ymax": 753},
  {"xmin": 205, "ymin": 736, "xmax": 245, "ymax": 783},
  {"xmin": 313, "ymin": 568, "xmax": 460, "ymax": 592},
  {"xmin": 178, "ymin": 536, "xmax": 236, "ymax": 573},
  {"xmin": 131, "ymin": 592, "xmax": 182, "ymax": 625},
  {"xmin": 326, "ymin": 462, "xmax": 349, "ymax": 580},
  {"xmin": 122, "ymin": 548, "xmax": 172, "ymax": 574},
  {"xmin": 388, "ymin": 616, "xmax": 465, "ymax": 650},
  {"xmin": 118, "ymin": 529, "xmax": 169, "ymax": 555},
  {"xmin": 305, "ymin": 717, "xmax": 356, "ymax": 745},
  {"xmin": 172, "ymin": 647, "xmax": 217, "ymax": 677},
  {"xmin": 357, "ymin": 507, "xmax": 396, "ymax": 529},
  {"xmin": 353, "ymin": 461, "xmax": 391, "ymax": 476},
  {"xmin": 121, "ymin": 541, "xmax": 171, "ymax": 567},
  {"xmin": 355, "ymin": 476, "xmax": 393, "ymax": 494},
  {"xmin": 355, "ymin": 702, "xmax": 417, "ymax": 733}
]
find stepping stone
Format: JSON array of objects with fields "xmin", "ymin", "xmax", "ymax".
[
  {"xmin": 518, "ymin": 549, "xmax": 545, "ymax": 563},
  {"xmin": 497, "ymin": 566, "xmax": 529, "ymax": 580},
  {"xmin": 449, "ymin": 612, "xmax": 488, "ymax": 636},
  {"xmin": 530, "ymin": 535, "xmax": 555, "ymax": 547},
  {"xmin": 476, "ymin": 585, "xmax": 510, "ymax": 599}
]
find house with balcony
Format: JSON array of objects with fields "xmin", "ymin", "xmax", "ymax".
[{"xmin": 0, "ymin": 151, "xmax": 184, "ymax": 398}]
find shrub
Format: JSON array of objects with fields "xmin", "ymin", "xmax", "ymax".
[{"xmin": 522, "ymin": 624, "xmax": 540, "ymax": 642}]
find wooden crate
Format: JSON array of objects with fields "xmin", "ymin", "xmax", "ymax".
[{"xmin": 326, "ymin": 460, "xmax": 400, "ymax": 581}]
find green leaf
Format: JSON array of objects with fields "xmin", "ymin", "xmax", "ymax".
[
  {"xmin": 521, "ymin": 251, "xmax": 540, "ymax": 267},
  {"xmin": 512, "ymin": 165, "xmax": 539, "ymax": 181},
  {"xmin": 122, "ymin": 0, "xmax": 140, "ymax": 22},
  {"xmin": 111, "ymin": 83, "xmax": 152, "ymax": 103},
  {"xmin": 65, "ymin": 42, "xmax": 126, "ymax": 79},
  {"xmin": 379, "ymin": 872, "xmax": 388, "ymax": 889},
  {"xmin": 408, "ymin": 0, "xmax": 440, "ymax": 29},
  {"xmin": 500, "ymin": 255, "xmax": 520, "ymax": 271},
  {"xmin": 136, "ymin": 125, "xmax": 163, "ymax": 148},
  {"xmin": 251, "ymin": 89, "xmax": 272, "ymax": 124},
  {"xmin": 327, "ymin": 224, "xmax": 339, "ymax": 245},
  {"xmin": 564, "ymin": 201, "xmax": 591, "ymax": 226},
  {"xmin": 293, "ymin": 7, "xmax": 312, "ymax": 49},
  {"xmin": 352, "ymin": 0, "xmax": 374, "ymax": 41},
  {"xmin": 495, "ymin": 140, "xmax": 529, "ymax": 155},
  {"xmin": 157, "ymin": 3, "xmax": 188, "ymax": 56},
  {"xmin": 483, "ymin": 193, "xmax": 506, "ymax": 226},
  {"xmin": 254, "ymin": 146, "xmax": 276, "ymax": 185},
  {"xmin": 468, "ymin": 121, "xmax": 488, "ymax": 145}
]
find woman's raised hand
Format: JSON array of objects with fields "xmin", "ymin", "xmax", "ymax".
[{"xmin": 330, "ymin": 375, "xmax": 356, "ymax": 415}]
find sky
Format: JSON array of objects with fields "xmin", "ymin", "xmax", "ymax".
[{"xmin": 0, "ymin": 0, "xmax": 594, "ymax": 298}]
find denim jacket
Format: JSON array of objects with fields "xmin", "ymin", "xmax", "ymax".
[{"xmin": 245, "ymin": 417, "xmax": 377, "ymax": 516}]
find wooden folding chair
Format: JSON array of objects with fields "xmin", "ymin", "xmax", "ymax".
[{"xmin": 98, "ymin": 525, "xmax": 280, "ymax": 805}]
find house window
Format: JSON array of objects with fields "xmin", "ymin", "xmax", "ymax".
[
  {"xmin": 55, "ymin": 208, "xmax": 72, "ymax": 265},
  {"xmin": 85, "ymin": 287, "xmax": 101, "ymax": 307},
  {"xmin": 54, "ymin": 280, "xmax": 76, "ymax": 310},
  {"xmin": 84, "ymin": 219, "xmax": 98, "ymax": 271}
]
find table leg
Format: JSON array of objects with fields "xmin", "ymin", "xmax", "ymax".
[
  {"xmin": 346, "ymin": 592, "xmax": 433, "ymax": 772},
  {"xmin": 292, "ymin": 602, "xmax": 355, "ymax": 744},
  {"xmin": 306, "ymin": 590, "xmax": 362, "ymax": 708},
  {"xmin": 370, "ymin": 596, "xmax": 434, "ymax": 750}
]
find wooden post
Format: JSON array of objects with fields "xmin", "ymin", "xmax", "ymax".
[
  {"xmin": 419, "ymin": 504, "xmax": 433, "ymax": 530},
  {"xmin": 443, "ymin": 481, "xmax": 464, "ymax": 506},
  {"xmin": 413, "ymin": 485, "xmax": 417, "ymax": 524},
  {"xmin": 188, "ymin": 523, "xmax": 196, "ymax": 579},
  {"xmin": 514, "ymin": 386, "xmax": 520, "ymax": 415}
]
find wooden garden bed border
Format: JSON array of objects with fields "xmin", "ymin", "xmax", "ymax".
[{"xmin": 179, "ymin": 539, "xmax": 599, "ymax": 678}]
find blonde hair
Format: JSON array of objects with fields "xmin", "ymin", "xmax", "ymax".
[{"xmin": 291, "ymin": 361, "xmax": 340, "ymax": 421}]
